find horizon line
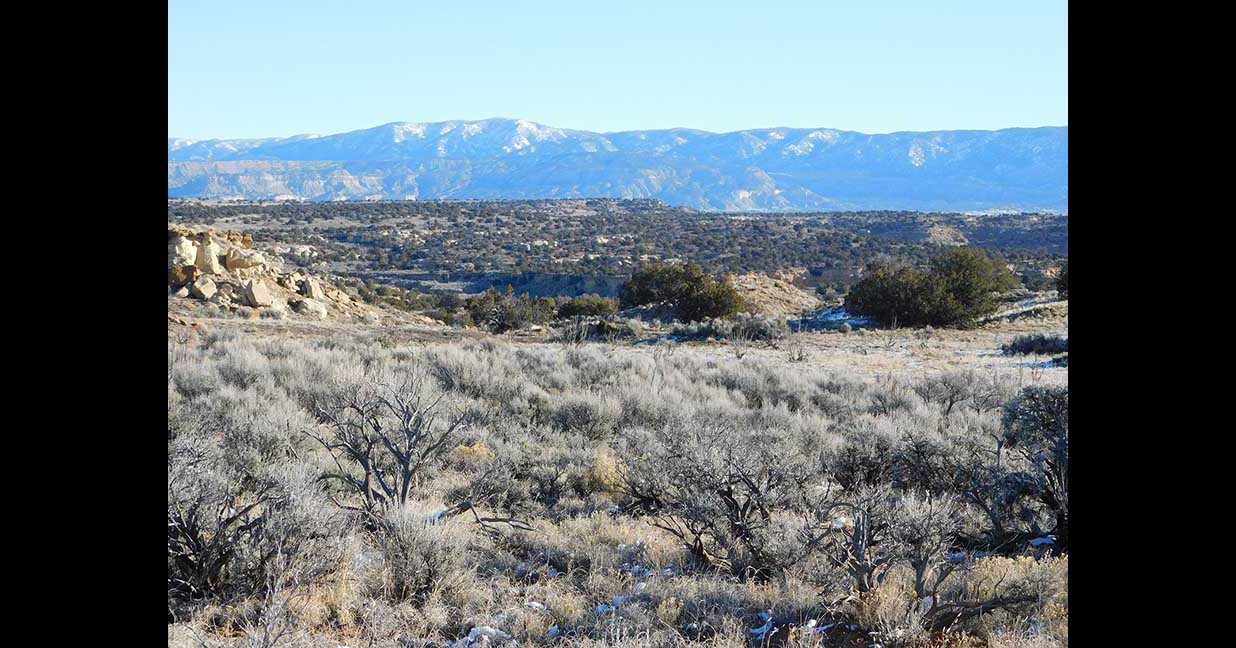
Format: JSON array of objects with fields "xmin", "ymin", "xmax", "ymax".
[{"xmin": 169, "ymin": 118, "xmax": 1069, "ymax": 143}]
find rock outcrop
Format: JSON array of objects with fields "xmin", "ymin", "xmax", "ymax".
[
  {"xmin": 189, "ymin": 277, "xmax": 217, "ymax": 300},
  {"xmin": 169, "ymin": 236, "xmax": 198, "ymax": 269},
  {"xmin": 299, "ymin": 276, "xmax": 323, "ymax": 299},
  {"xmin": 243, "ymin": 279, "xmax": 273, "ymax": 307},
  {"xmin": 168, "ymin": 224, "xmax": 446, "ymax": 328},
  {"xmin": 225, "ymin": 248, "xmax": 266, "ymax": 271},
  {"xmin": 730, "ymin": 273, "xmax": 823, "ymax": 317},
  {"xmin": 194, "ymin": 234, "xmax": 224, "ymax": 275},
  {"xmin": 292, "ymin": 298, "xmax": 328, "ymax": 319},
  {"xmin": 169, "ymin": 264, "xmax": 199, "ymax": 286}
]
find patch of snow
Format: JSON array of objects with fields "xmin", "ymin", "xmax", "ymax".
[
  {"xmin": 785, "ymin": 141, "xmax": 814, "ymax": 156},
  {"xmin": 909, "ymin": 142, "xmax": 926, "ymax": 166},
  {"xmin": 453, "ymin": 626, "xmax": 512, "ymax": 647},
  {"xmin": 790, "ymin": 306, "xmax": 878, "ymax": 332},
  {"xmin": 392, "ymin": 123, "xmax": 427, "ymax": 142}
]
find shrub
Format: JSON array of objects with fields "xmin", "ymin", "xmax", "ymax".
[
  {"xmin": 620, "ymin": 262, "xmax": 743, "ymax": 322},
  {"xmin": 1056, "ymin": 261, "xmax": 1068, "ymax": 298},
  {"xmin": 1002, "ymin": 386, "xmax": 1069, "ymax": 549},
  {"xmin": 551, "ymin": 392, "xmax": 622, "ymax": 440},
  {"xmin": 365, "ymin": 509, "xmax": 469, "ymax": 605},
  {"xmin": 846, "ymin": 248, "xmax": 1018, "ymax": 328},
  {"xmin": 1001, "ymin": 334, "xmax": 1068, "ymax": 356},
  {"xmin": 550, "ymin": 317, "xmax": 644, "ymax": 345},
  {"xmin": 677, "ymin": 277, "xmax": 744, "ymax": 322},
  {"xmin": 619, "ymin": 423, "xmax": 817, "ymax": 580},
  {"xmin": 465, "ymin": 286, "xmax": 557, "ymax": 333},
  {"xmin": 307, "ymin": 364, "xmax": 470, "ymax": 519},
  {"xmin": 557, "ymin": 294, "xmax": 618, "ymax": 319},
  {"xmin": 671, "ymin": 313, "xmax": 788, "ymax": 342},
  {"xmin": 168, "ymin": 447, "xmax": 345, "ymax": 612}
]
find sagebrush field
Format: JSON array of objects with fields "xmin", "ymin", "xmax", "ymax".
[{"xmin": 168, "ymin": 327, "xmax": 1067, "ymax": 648}]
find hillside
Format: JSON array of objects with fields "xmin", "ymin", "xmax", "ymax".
[{"xmin": 168, "ymin": 119, "xmax": 1068, "ymax": 212}]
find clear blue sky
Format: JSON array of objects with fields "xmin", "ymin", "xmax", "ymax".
[{"xmin": 168, "ymin": 0, "xmax": 1067, "ymax": 140}]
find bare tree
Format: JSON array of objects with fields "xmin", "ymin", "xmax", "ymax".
[{"xmin": 307, "ymin": 365, "xmax": 469, "ymax": 519}]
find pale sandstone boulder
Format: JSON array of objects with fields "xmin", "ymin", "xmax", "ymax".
[
  {"xmin": 225, "ymin": 248, "xmax": 266, "ymax": 271},
  {"xmin": 243, "ymin": 279, "xmax": 273, "ymax": 307},
  {"xmin": 189, "ymin": 277, "xmax": 217, "ymax": 300},
  {"xmin": 299, "ymin": 276, "xmax": 323, "ymax": 299},
  {"xmin": 168, "ymin": 236, "xmax": 198, "ymax": 269},
  {"xmin": 195, "ymin": 234, "xmax": 224, "ymax": 275},
  {"xmin": 292, "ymin": 298, "xmax": 328, "ymax": 319}
]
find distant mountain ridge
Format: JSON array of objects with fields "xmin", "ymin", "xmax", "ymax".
[{"xmin": 168, "ymin": 119, "xmax": 1067, "ymax": 212}]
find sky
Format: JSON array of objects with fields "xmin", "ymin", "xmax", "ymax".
[{"xmin": 168, "ymin": 0, "xmax": 1067, "ymax": 140}]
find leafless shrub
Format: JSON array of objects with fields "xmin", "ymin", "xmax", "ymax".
[
  {"xmin": 168, "ymin": 446, "xmax": 346, "ymax": 617},
  {"xmin": 307, "ymin": 363, "xmax": 469, "ymax": 519},
  {"xmin": 914, "ymin": 370, "xmax": 1017, "ymax": 415},
  {"xmin": 619, "ymin": 423, "xmax": 816, "ymax": 580}
]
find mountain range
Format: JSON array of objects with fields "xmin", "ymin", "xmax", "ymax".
[{"xmin": 168, "ymin": 119, "xmax": 1067, "ymax": 212}]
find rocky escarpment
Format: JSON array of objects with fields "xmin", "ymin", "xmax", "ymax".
[{"xmin": 167, "ymin": 225, "xmax": 396, "ymax": 323}]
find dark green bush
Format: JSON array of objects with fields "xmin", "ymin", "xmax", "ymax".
[
  {"xmin": 1002, "ymin": 334, "xmax": 1068, "ymax": 356},
  {"xmin": 620, "ymin": 262, "xmax": 743, "ymax": 322},
  {"xmin": 557, "ymin": 294, "xmax": 618, "ymax": 319},
  {"xmin": 846, "ymin": 248, "xmax": 1018, "ymax": 328},
  {"xmin": 1056, "ymin": 261, "xmax": 1068, "ymax": 298}
]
